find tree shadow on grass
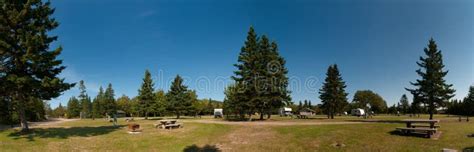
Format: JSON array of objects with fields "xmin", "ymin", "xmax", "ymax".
[
  {"xmin": 345, "ymin": 119, "xmax": 404, "ymax": 123},
  {"xmin": 464, "ymin": 146, "xmax": 474, "ymax": 152},
  {"xmin": 8, "ymin": 125, "xmax": 124, "ymax": 141},
  {"xmin": 388, "ymin": 130, "xmax": 429, "ymax": 138},
  {"xmin": 183, "ymin": 144, "xmax": 221, "ymax": 152}
]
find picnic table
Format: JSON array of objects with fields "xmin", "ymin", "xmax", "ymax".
[
  {"xmin": 402, "ymin": 119, "xmax": 440, "ymax": 128},
  {"xmin": 396, "ymin": 119, "xmax": 440, "ymax": 138},
  {"xmin": 154, "ymin": 120, "xmax": 182, "ymax": 130}
]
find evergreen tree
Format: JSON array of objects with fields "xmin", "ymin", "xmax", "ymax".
[
  {"xmin": 66, "ymin": 96, "xmax": 81, "ymax": 118},
  {"xmin": 319, "ymin": 64, "xmax": 348, "ymax": 119},
  {"xmin": 103, "ymin": 83, "xmax": 116, "ymax": 116},
  {"xmin": 223, "ymin": 83, "xmax": 246, "ymax": 118},
  {"xmin": 230, "ymin": 27, "xmax": 290, "ymax": 120},
  {"xmin": 166, "ymin": 75, "xmax": 192, "ymax": 119},
  {"xmin": 406, "ymin": 38, "xmax": 455, "ymax": 120},
  {"xmin": 137, "ymin": 70, "xmax": 155, "ymax": 119},
  {"xmin": 399, "ymin": 94, "xmax": 410, "ymax": 115},
  {"xmin": 153, "ymin": 90, "xmax": 167, "ymax": 116},
  {"xmin": 231, "ymin": 27, "xmax": 260, "ymax": 120},
  {"xmin": 463, "ymin": 86, "xmax": 474, "ymax": 116},
  {"xmin": 78, "ymin": 80, "xmax": 92, "ymax": 118},
  {"xmin": 0, "ymin": 0, "xmax": 74, "ymax": 131},
  {"xmin": 92, "ymin": 87, "xmax": 105, "ymax": 118}
]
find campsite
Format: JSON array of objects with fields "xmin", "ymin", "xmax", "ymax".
[
  {"xmin": 1, "ymin": 0, "xmax": 473, "ymax": 151},
  {"xmin": 1, "ymin": 115, "xmax": 474, "ymax": 151}
]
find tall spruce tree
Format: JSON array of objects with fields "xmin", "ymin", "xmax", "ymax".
[
  {"xmin": 103, "ymin": 83, "xmax": 116, "ymax": 116},
  {"xmin": 138, "ymin": 70, "xmax": 155, "ymax": 119},
  {"xmin": 319, "ymin": 64, "xmax": 348, "ymax": 119},
  {"xmin": 92, "ymin": 86, "xmax": 105, "ymax": 118},
  {"xmin": 406, "ymin": 38, "xmax": 455, "ymax": 120},
  {"xmin": 231, "ymin": 27, "xmax": 259, "ymax": 120},
  {"xmin": 78, "ymin": 80, "xmax": 91, "ymax": 118},
  {"xmin": 259, "ymin": 36, "xmax": 291, "ymax": 119},
  {"xmin": 166, "ymin": 75, "xmax": 192, "ymax": 119},
  {"xmin": 0, "ymin": 0, "xmax": 74, "ymax": 131},
  {"xmin": 230, "ymin": 27, "xmax": 290, "ymax": 120},
  {"xmin": 464, "ymin": 86, "xmax": 474, "ymax": 116}
]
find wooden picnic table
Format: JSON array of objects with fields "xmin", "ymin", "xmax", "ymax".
[
  {"xmin": 155, "ymin": 120, "xmax": 181, "ymax": 130},
  {"xmin": 159, "ymin": 120, "xmax": 177, "ymax": 125},
  {"xmin": 396, "ymin": 119, "xmax": 440, "ymax": 138},
  {"xmin": 401, "ymin": 119, "xmax": 439, "ymax": 128}
]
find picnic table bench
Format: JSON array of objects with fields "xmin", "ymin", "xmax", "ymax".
[
  {"xmin": 396, "ymin": 119, "xmax": 440, "ymax": 138},
  {"xmin": 396, "ymin": 127, "xmax": 437, "ymax": 138}
]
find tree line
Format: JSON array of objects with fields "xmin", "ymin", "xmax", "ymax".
[{"xmin": 48, "ymin": 72, "xmax": 224, "ymax": 119}]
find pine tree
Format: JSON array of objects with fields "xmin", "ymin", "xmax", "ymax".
[
  {"xmin": 153, "ymin": 90, "xmax": 167, "ymax": 117},
  {"xmin": 103, "ymin": 83, "xmax": 116, "ymax": 116},
  {"xmin": 265, "ymin": 40, "xmax": 291, "ymax": 118},
  {"xmin": 399, "ymin": 94, "xmax": 409, "ymax": 115},
  {"xmin": 223, "ymin": 83, "xmax": 246, "ymax": 118},
  {"xmin": 78, "ymin": 80, "xmax": 91, "ymax": 118},
  {"xmin": 319, "ymin": 64, "xmax": 348, "ymax": 119},
  {"xmin": 231, "ymin": 27, "xmax": 260, "ymax": 120},
  {"xmin": 138, "ymin": 70, "xmax": 155, "ymax": 119},
  {"xmin": 406, "ymin": 38, "xmax": 455, "ymax": 120},
  {"xmin": 92, "ymin": 87, "xmax": 105, "ymax": 118},
  {"xmin": 229, "ymin": 27, "xmax": 290, "ymax": 120},
  {"xmin": 463, "ymin": 86, "xmax": 474, "ymax": 116},
  {"xmin": 166, "ymin": 75, "xmax": 192, "ymax": 119},
  {"xmin": 67, "ymin": 96, "xmax": 81, "ymax": 118},
  {"xmin": 0, "ymin": 0, "xmax": 74, "ymax": 131}
]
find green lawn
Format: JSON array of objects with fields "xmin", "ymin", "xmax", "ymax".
[{"xmin": 0, "ymin": 115, "xmax": 473, "ymax": 152}]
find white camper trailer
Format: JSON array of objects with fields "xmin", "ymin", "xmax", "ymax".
[
  {"xmin": 214, "ymin": 109, "xmax": 223, "ymax": 118},
  {"xmin": 279, "ymin": 107, "xmax": 293, "ymax": 116},
  {"xmin": 351, "ymin": 108, "xmax": 365, "ymax": 116}
]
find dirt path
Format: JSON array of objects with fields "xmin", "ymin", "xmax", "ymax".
[
  {"xmin": 0, "ymin": 118, "xmax": 78, "ymax": 130},
  {"xmin": 183, "ymin": 119, "xmax": 364, "ymax": 126}
]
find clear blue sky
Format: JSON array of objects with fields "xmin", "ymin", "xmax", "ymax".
[{"xmin": 49, "ymin": 0, "xmax": 474, "ymax": 108}]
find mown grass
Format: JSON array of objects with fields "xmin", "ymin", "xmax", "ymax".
[
  {"xmin": 0, "ymin": 119, "xmax": 233, "ymax": 152},
  {"xmin": 273, "ymin": 119, "xmax": 474, "ymax": 151},
  {"xmin": 0, "ymin": 115, "xmax": 472, "ymax": 152}
]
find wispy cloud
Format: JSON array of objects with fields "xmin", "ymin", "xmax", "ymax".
[{"xmin": 138, "ymin": 10, "xmax": 156, "ymax": 18}]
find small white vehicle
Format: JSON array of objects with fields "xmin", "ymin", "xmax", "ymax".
[
  {"xmin": 351, "ymin": 108, "xmax": 365, "ymax": 117},
  {"xmin": 279, "ymin": 107, "xmax": 293, "ymax": 116},
  {"xmin": 214, "ymin": 109, "xmax": 223, "ymax": 118}
]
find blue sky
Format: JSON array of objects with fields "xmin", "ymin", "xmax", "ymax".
[{"xmin": 49, "ymin": 0, "xmax": 473, "ymax": 108}]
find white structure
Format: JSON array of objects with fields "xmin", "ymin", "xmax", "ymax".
[
  {"xmin": 351, "ymin": 108, "xmax": 365, "ymax": 116},
  {"xmin": 214, "ymin": 109, "xmax": 223, "ymax": 118},
  {"xmin": 279, "ymin": 107, "xmax": 293, "ymax": 116}
]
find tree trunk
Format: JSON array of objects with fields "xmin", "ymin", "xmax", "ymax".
[
  {"xmin": 267, "ymin": 113, "xmax": 271, "ymax": 119},
  {"xmin": 259, "ymin": 113, "xmax": 264, "ymax": 120},
  {"xmin": 145, "ymin": 111, "xmax": 148, "ymax": 120},
  {"xmin": 177, "ymin": 112, "xmax": 180, "ymax": 119},
  {"xmin": 18, "ymin": 102, "xmax": 29, "ymax": 132}
]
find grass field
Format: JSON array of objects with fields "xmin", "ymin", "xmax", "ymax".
[{"xmin": 0, "ymin": 115, "xmax": 473, "ymax": 152}]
